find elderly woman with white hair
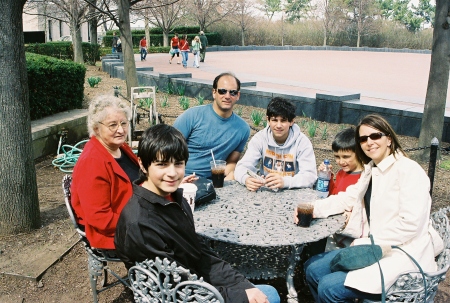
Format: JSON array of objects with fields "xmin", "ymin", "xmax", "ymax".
[{"xmin": 71, "ymin": 95, "xmax": 139, "ymax": 250}]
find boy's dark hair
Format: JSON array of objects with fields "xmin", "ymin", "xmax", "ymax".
[
  {"xmin": 266, "ymin": 97, "xmax": 296, "ymax": 121},
  {"xmin": 212, "ymin": 72, "xmax": 241, "ymax": 91},
  {"xmin": 332, "ymin": 127, "xmax": 357, "ymax": 152},
  {"xmin": 138, "ymin": 124, "xmax": 189, "ymax": 180}
]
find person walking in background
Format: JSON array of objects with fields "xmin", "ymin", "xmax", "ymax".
[
  {"xmin": 169, "ymin": 33, "xmax": 180, "ymax": 64},
  {"xmin": 191, "ymin": 36, "xmax": 201, "ymax": 68},
  {"xmin": 199, "ymin": 31, "xmax": 208, "ymax": 62},
  {"xmin": 112, "ymin": 31, "xmax": 118, "ymax": 53},
  {"xmin": 180, "ymin": 34, "xmax": 189, "ymax": 69},
  {"xmin": 139, "ymin": 36, "xmax": 147, "ymax": 61}
]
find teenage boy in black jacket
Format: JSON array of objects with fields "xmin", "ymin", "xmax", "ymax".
[{"xmin": 114, "ymin": 124, "xmax": 280, "ymax": 303}]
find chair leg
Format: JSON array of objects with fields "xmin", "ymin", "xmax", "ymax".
[
  {"xmin": 100, "ymin": 262, "xmax": 108, "ymax": 287},
  {"xmin": 88, "ymin": 253, "xmax": 104, "ymax": 303}
]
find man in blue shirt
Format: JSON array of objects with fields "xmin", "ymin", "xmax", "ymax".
[{"xmin": 173, "ymin": 72, "xmax": 250, "ymax": 179}]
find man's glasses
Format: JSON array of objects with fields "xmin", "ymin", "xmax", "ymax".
[
  {"xmin": 216, "ymin": 88, "xmax": 239, "ymax": 96},
  {"xmin": 358, "ymin": 132, "xmax": 387, "ymax": 143},
  {"xmin": 99, "ymin": 121, "xmax": 129, "ymax": 132}
]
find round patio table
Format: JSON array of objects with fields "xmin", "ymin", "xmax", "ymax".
[{"xmin": 194, "ymin": 181, "xmax": 345, "ymax": 303}]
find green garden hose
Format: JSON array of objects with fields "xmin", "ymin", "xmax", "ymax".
[{"xmin": 52, "ymin": 140, "xmax": 88, "ymax": 173}]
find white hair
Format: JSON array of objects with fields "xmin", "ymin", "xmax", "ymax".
[{"xmin": 87, "ymin": 95, "xmax": 130, "ymax": 137}]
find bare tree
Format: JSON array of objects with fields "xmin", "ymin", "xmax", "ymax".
[
  {"xmin": 83, "ymin": 0, "xmax": 139, "ymax": 96},
  {"xmin": 257, "ymin": 0, "xmax": 282, "ymax": 21},
  {"xmin": 418, "ymin": 0, "xmax": 450, "ymax": 159},
  {"xmin": 344, "ymin": 0, "xmax": 380, "ymax": 47},
  {"xmin": 134, "ymin": 0, "xmax": 186, "ymax": 47},
  {"xmin": 0, "ymin": 0, "xmax": 41, "ymax": 235},
  {"xmin": 24, "ymin": 0, "xmax": 91, "ymax": 63},
  {"xmin": 188, "ymin": 0, "xmax": 237, "ymax": 32},
  {"xmin": 316, "ymin": 0, "xmax": 346, "ymax": 46},
  {"xmin": 84, "ymin": 0, "xmax": 182, "ymax": 95},
  {"xmin": 88, "ymin": 0, "xmax": 98, "ymax": 44},
  {"xmin": 230, "ymin": 0, "xmax": 256, "ymax": 46}
]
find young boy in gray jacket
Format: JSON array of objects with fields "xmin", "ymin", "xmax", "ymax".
[{"xmin": 235, "ymin": 97, "xmax": 317, "ymax": 191}]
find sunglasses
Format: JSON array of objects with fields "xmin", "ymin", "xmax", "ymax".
[
  {"xmin": 216, "ymin": 88, "xmax": 239, "ymax": 96},
  {"xmin": 358, "ymin": 132, "xmax": 387, "ymax": 143}
]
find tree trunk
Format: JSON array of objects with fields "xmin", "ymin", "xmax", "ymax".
[
  {"xmin": 0, "ymin": 0, "xmax": 40, "ymax": 235},
  {"xmin": 163, "ymin": 31, "xmax": 169, "ymax": 47},
  {"xmin": 145, "ymin": 11, "xmax": 150, "ymax": 47},
  {"xmin": 117, "ymin": 0, "xmax": 138, "ymax": 98},
  {"xmin": 418, "ymin": 0, "xmax": 450, "ymax": 160},
  {"xmin": 241, "ymin": 28, "xmax": 245, "ymax": 46},
  {"xmin": 70, "ymin": 0, "xmax": 84, "ymax": 63},
  {"xmin": 89, "ymin": 0, "xmax": 98, "ymax": 45},
  {"xmin": 90, "ymin": 19, "xmax": 98, "ymax": 45}
]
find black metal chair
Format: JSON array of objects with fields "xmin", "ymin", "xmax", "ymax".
[
  {"xmin": 62, "ymin": 175, "xmax": 130, "ymax": 303},
  {"xmin": 128, "ymin": 256, "xmax": 224, "ymax": 303},
  {"xmin": 363, "ymin": 207, "xmax": 450, "ymax": 303}
]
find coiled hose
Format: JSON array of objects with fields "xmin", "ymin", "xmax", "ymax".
[{"xmin": 52, "ymin": 139, "xmax": 88, "ymax": 173}]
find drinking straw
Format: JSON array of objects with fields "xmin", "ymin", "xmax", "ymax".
[{"xmin": 210, "ymin": 149, "xmax": 217, "ymax": 167}]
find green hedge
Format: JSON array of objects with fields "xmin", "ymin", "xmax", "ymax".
[
  {"xmin": 26, "ymin": 53, "xmax": 86, "ymax": 120},
  {"xmin": 25, "ymin": 42, "xmax": 100, "ymax": 65}
]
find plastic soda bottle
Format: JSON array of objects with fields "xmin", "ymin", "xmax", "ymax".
[{"xmin": 316, "ymin": 159, "xmax": 331, "ymax": 199}]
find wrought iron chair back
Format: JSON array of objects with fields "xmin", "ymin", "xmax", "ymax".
[
  {"xmin": 128, "ymin": 256, "xmax": 225, "ymax": 303},
  {"xmin": 363, "ymin": 207, "xmax": 450, "ymax": 303},
  {"xmin": 62, "ymin": 175, "xmax": 130, "ymax": 303}
]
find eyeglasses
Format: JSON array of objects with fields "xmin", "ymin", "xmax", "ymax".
[
  {"xmin": 99, "ymin": 121, "xmax": 129, "ymax": 132},
  {"xmin": 358, "ymin": 132, "xmax": 387, "ymax": 143},
  {"xmin": 216, "ymin": 88, "xmax": 239, "ymax": 96}
]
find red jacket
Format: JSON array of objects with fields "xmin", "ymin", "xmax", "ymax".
[
  {"xmin": 171, "ymin": 37, "xmax": 179, "ymax": 47},
  {"xmin": 71, "ymin": 137, "xmax": 138, "ymax": 249},
  {"xmin": 180, "ymin": 39, "xmax": 189, "ymax": 51}
]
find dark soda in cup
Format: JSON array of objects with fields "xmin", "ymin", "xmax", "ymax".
[
  {"xmin": 210, "ymin": 160, "xmax": 226, "ymax": 188},
  {"xmin": 297, "ymin": 202, "xmax": 314, "ymax": 227},
  {"xmin": 211, "ymin": 167, "xmax": 225, "ymax": 188}
]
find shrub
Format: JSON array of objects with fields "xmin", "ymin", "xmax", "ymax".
[
  {"xmin": 179, "ymin": 96, "xmax": 190, "ymax": 110},
  {"xmin": 234, "ymin": 106, "xmax": 243, "ymax": 117},
  {"xmin": 26, "ymin": 53, "xmax": 85, "ymax": 120},
  {"xmin": 250, "ymin": 110, "xmax": 264, "ymax": 126},
  {"xmin": 87, "ymin": 76, "xmax": 101, "ymax": 88},
  {"xmin": 25, "ymin": 42, "xmax": 100, "ymax": 65}
]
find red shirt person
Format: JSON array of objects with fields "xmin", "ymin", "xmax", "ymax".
[
  {"xmin": 71, "ymin": 95, "xmax": 139, "ymax": 249},
  {"xmin": 139, "ymin": 37, "xmax": 147, "ymax": 61},
  {"xmin": 169, "ymin": 33, "xmax": 180, "ymax": 64}
]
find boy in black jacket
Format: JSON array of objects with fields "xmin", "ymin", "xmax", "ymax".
[{"xmin": 114, "ymin": 124, "xmax": 280, "ymax": 303}]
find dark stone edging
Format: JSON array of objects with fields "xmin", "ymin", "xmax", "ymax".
[{"xmin": 102, "ymin": 52, "xmax": 450, "ymax": 143}]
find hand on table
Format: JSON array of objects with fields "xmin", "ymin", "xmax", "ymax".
[
  {"xmin": 264, "ymin": 173, "xmax": 284, "ymax": 190},
  {"xmin": 182, "ymin": 173, "xmax": 199, "ymax": 183},
  {"xmin": 245, "ymin": 288, "xmax": 269, "ymax": 303},
  {"xmin": 245, "ymin": 177, "xmax": 265, "ymax": 191},
  {"xmin": 293, "ymin": 209, "xmax": 299, "ymax": 225}
]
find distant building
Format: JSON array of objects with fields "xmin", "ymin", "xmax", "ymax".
[{"xmin": 23, "ymin": 6, "xmax": 90, "ymax": 43}]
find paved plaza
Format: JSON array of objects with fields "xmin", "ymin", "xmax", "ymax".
[{"xmin": 136, "ymin": 49, "xmax": 450, "ymax": 114}]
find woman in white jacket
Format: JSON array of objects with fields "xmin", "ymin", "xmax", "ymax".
[{"xmin": 302, "ymin": 114, "xmax": 437, "ymax": 302}]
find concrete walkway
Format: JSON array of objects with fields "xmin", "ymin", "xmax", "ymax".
[{"xmin": 136, "ymin": 50, "xmax": 450, "ymax": 114}]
